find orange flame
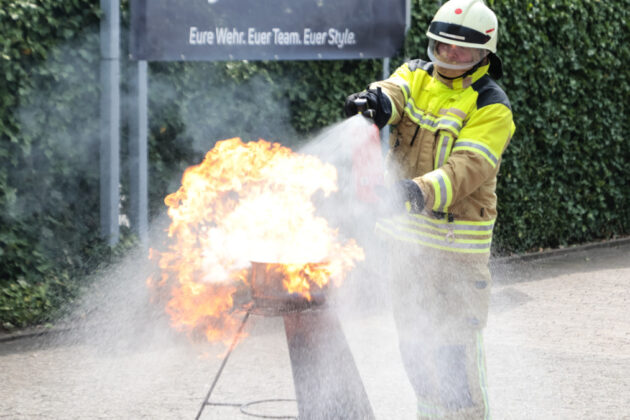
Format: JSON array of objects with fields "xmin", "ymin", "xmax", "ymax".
[{"xmin": 149, "ymin": 138, "xmax": 364, "ymax": 342}]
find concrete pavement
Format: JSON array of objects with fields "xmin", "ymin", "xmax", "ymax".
[{"xmin": 1, "ymin": 241, "xmax": 629, "ymax": 419}]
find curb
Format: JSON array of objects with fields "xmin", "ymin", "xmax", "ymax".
[
  {"xmin": 490, "ymin": 236, "xmax": 630, "ymax": 265},
  {"xmin": 0, "ymin": 326, "xmax": 72, "ymax": 344}
]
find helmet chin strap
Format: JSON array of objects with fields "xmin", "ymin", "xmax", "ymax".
[
  {"xmin": 436, "ymin": 70, "xmax": 465, "ymax": 80},
  {"xmin": 436, "ymin": 57, "xmax": 487, "ymax": 80}
]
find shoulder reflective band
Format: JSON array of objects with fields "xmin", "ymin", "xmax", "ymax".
[
  {"xmin": 429, "ymin": 21, "xmax": 491, "ymax": 45},
  {"xmin": 439, "ymin": 107, "xmax": 468, "ymax": 120},
  {"xmin": 404, "ymin": 101, "xmax": 463, "ymax": 134},
  {"xmin": 401, "ymin": 82, "xmax": 411, "ymax": 102}
]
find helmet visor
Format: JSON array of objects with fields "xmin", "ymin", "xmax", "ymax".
[{"xmin": 427, "ymin": 39, "xmax": 488, "ymax": 70}]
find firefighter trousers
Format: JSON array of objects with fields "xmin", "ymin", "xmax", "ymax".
[{"xmin": 389, "ymin": 242, "xmax": 492, "ymax": 419}]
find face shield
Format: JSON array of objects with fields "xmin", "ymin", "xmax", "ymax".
[{"xmin": 427, "ymin": 39, "xmax": 489, "ymax": 70}]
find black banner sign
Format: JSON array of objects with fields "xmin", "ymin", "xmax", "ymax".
[{"xmin": 130, "ymin": 0, "xmax": 406, "ymax": 61}]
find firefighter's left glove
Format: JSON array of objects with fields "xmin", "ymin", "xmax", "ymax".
[
  {"xmin": 343, "ymin": 87, "xmax": 392, "ymax": 130},
  {"xmin": 395, "ymin": 179, "xmax": 425, "ymax": 213}
]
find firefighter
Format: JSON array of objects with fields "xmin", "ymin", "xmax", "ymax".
[{"xmin": 344, "ymin": 0, "xmax": 514, "ymax": 418}]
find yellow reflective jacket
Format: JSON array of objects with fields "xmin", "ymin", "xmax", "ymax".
[{"xmin": 373, "ymin": 60, "xmax": 515, "ymax": 255}]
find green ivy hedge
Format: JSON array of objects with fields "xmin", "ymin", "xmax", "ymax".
[
  {"xmin": 486, "ymin": 0, "xmax": 629, "ymax": 252},
  {"xmin": 0, "ymin": 0, "xmax": 131, "ymax": 329},
  {"xmin": 1, "ymin": 0, "xmax": 628, "ymax": 329}
]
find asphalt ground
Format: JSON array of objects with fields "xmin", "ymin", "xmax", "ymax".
[{"xmin": 1, "ymin": 241, "xmax": 629, "ymax": 419}]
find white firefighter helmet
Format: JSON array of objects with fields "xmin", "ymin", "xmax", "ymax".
[{"xmin": 426, "ymin": 0, "xmax": 503, "ymax": 77}]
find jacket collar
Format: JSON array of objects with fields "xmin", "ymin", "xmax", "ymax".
[{"xmin": 433, "ymin": 63, "xmax": 490, "ymax": 90}]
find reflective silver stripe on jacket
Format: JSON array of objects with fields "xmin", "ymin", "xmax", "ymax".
[
  {"xmin": 405, "ymin": 102, "xmax": 462, "ymax": 133},
  {"xmin": 437, "ymin": 175, "xmax": 449, "ymax": 213},
  {"xmin": 435, "ymin": 133, "xmax": 453, "ymax": 169},
  {"xmin": 452, "ymin": 141, "xmax": 499, "ymax": 167},
  {"xmin": 401, "ymin": 82, "xmax": 411, "ymax": 101},
  {"xmin": 398, "ymin": 214, "xmax": 495, "ymax": 233},
  {"xmin": 376, "ymin": 218, "xmax": 492, "ymax": 253}
]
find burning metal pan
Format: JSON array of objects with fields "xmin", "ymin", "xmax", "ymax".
[{"xmin": 249, "ymin": 261, "xmax": 328, "ymax": 315}]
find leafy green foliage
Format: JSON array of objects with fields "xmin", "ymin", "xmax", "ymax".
[
  {"xmin": 0, "ymin": 0, "xmax": 132, "ymax": 330},
  {"xmin": 486, "ymin": 0, "xmax": 630, "ymax": 253},
  {"xmin": 1, "ymin": 0, "xmax": 628, "ymax": 328}
]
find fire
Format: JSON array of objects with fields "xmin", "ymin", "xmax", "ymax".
[{"xmin": 149, "ymin": 138, "xmax": 364, "ymax": 342}]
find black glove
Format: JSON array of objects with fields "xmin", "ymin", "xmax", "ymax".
[
  {"xmin": 395, "ymin": 179, "xmax": 425, "ymax": 213},
  {"xmin": 343, "ymin": 87, "xmax": 392, "ymax": 129}
]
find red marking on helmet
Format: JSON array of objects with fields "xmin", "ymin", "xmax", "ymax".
[
  {"xmin": 455, "ymin": 8, "xmax": 463, "ymax": 14},
  {"xmin": 486, "ymin": 28, "xmax": 495, "ymax": 33}
]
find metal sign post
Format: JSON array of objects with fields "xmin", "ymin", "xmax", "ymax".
[
  {"xmin": 128, "ymin": 60, "xmax": 149, "ymax": 248},
  {"xmin": 100, "ymin": 0, "xmax": 120, "ymax": 246},
  {"xmin": 381, "ymin": 0, "xmax": 412, "ymax": 146}
]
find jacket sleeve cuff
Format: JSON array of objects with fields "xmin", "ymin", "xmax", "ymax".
[
  {"xmin": 383, "ymin": 92, "xmax": 398, "ymax": 125},
  {"xmin": 415, "ymin": 168, "xmax": 453, "ymax": 213}
]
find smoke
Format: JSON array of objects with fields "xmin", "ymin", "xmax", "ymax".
[
  {"xmin": 296, "ymin": 115, "xmax": 394, "ymax": 315},
  {"xmin": 9, "ymin": 28, "xmax": 101, "ymax": 223},
  {"xmin": 147, "ymin": 62, "xmax": 299, "ymax": 156}
]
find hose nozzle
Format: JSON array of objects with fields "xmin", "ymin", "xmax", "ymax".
[
  {"xmin": 353, "ymin": 98, "xmax": 375, "ymax": 119},
  {"xmin": 354, "ymin": 98, "xmax": 368, "ymax": 114}
]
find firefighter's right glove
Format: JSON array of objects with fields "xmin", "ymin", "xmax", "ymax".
[
  {"xmin": 394, "ymin": 179, "xmax": 425, "ymax": 213},
  {"xmin": 343, "ymin": 87, "xmax": 392, "ymax": 130}
]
